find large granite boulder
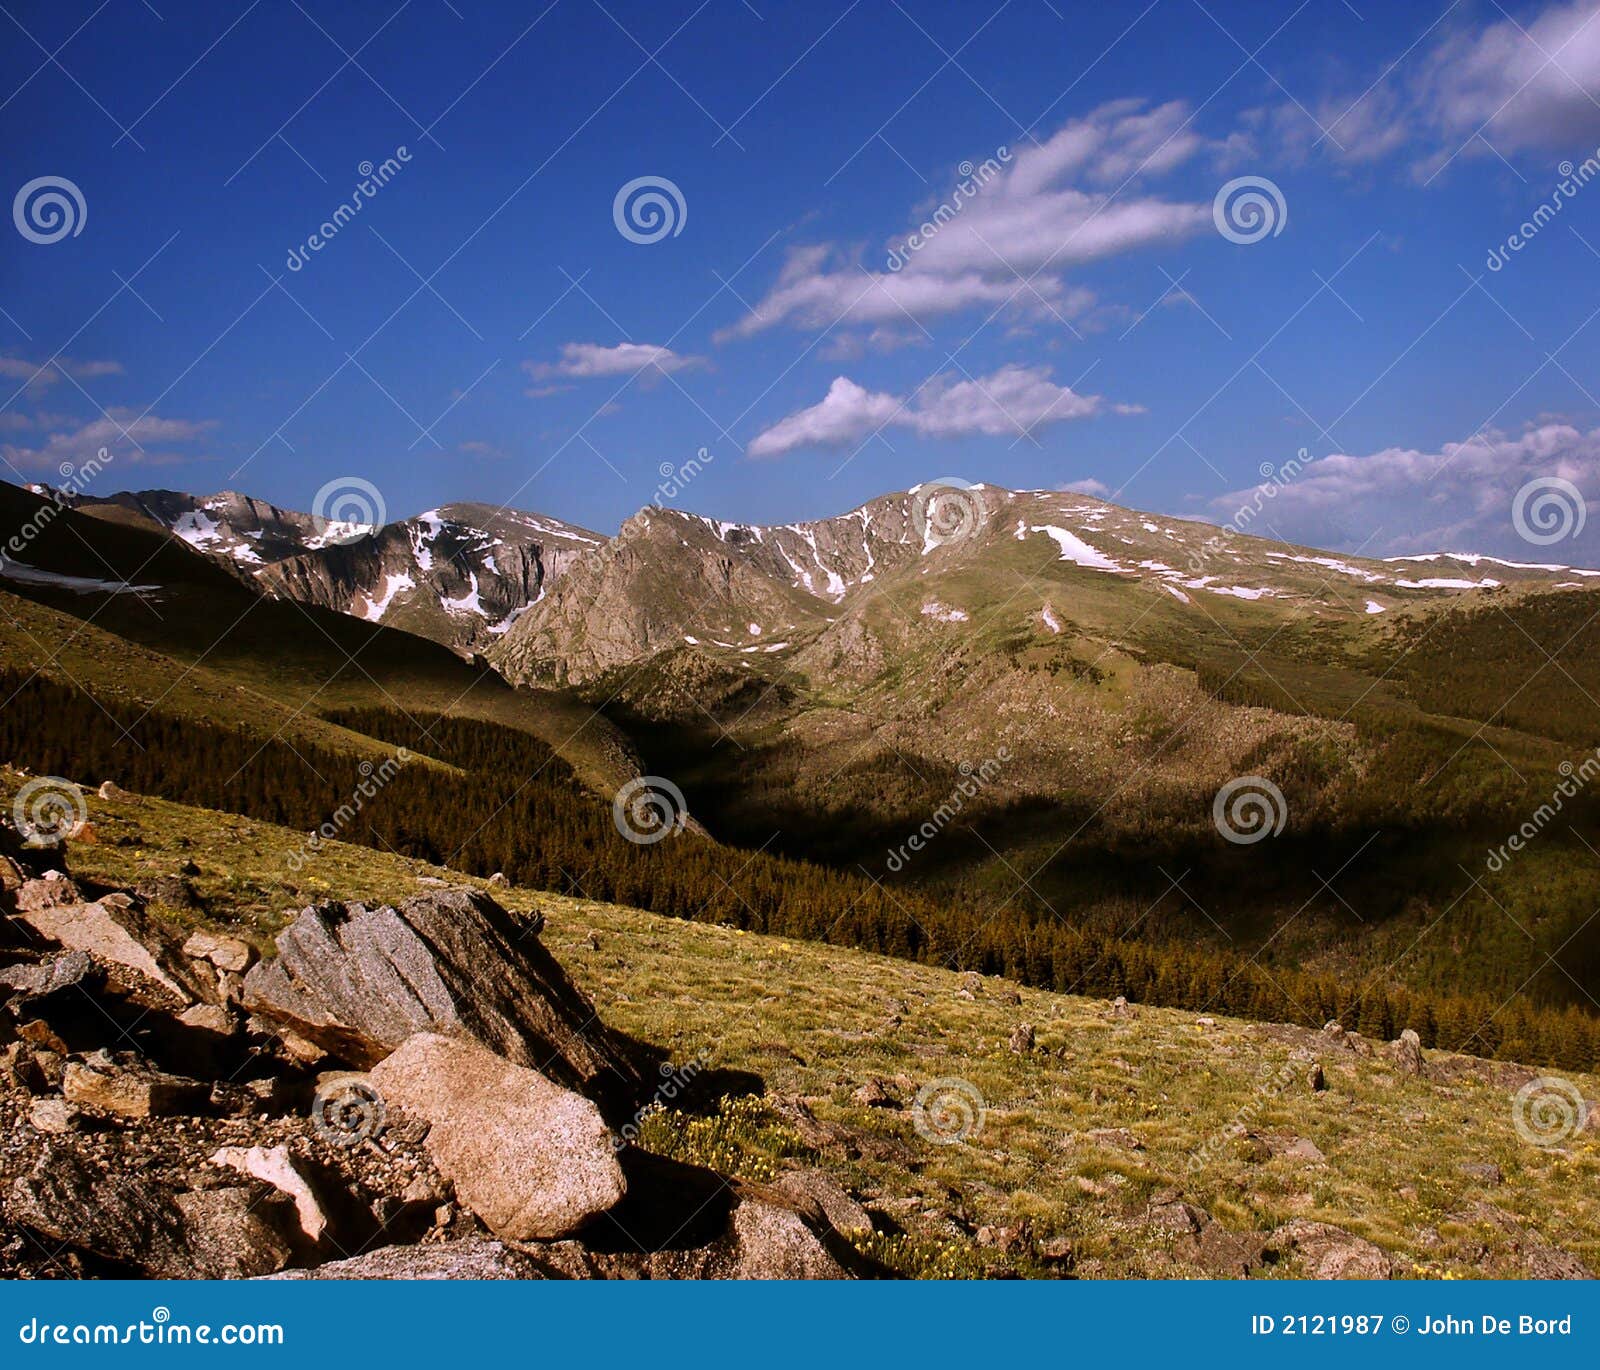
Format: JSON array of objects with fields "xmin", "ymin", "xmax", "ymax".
[
  {"xmin": 367, "ymin": 1032, "xmax": 626, "ymax": 1241},
  {"xmin": 242, "ymin": 889, "xmax": 640, "ymax": 1104}
]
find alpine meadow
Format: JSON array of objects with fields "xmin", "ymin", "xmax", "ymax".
[{"xmin": 1, "ymin": 0, "xmax": 1599, "ymax": 1305}]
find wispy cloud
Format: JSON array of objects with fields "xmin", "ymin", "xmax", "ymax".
[
  {"xmin": 747, "ymin": 364, "xmax": 1132, "ymax": 459},
  {"xmin": 523, "ymin": 341, "xmax": 706, "ymax": 387},
  {"xmin": 721, "ymin": 100, "xmax": 1218, "ymax": 342},
  {"xmin": 1, "ymin": 410, "xmax": 215, "ymax": 472},
  {"xmin": 1289, "ymin": 0, "xmax": 1600, "ymax": 175},
  {"xmin": 1060, "ymin": 477, "xmax": 1111, "ymax": 497},
  {"xmin": 0, "ymin": 357, "xmax": 125, "ymax": 392}
]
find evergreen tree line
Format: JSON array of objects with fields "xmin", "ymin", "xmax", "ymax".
[{"xmin": 1, "ymin": 670, "xmax": 1595, "ymax": 1072}]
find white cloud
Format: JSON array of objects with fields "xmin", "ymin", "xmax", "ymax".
[
  {"xmin": 0, "ymin": 357, "xmax": 124, "ymax": 391},
  {"xmin": 1204, "ymin": 421, "xmax": 1600, "ymax": 562},
  {"xmin": 720, "ymin": 101, "xmax": 1216, "ymax": 340},
  {"xmin": 747, "ymin": 377, "xmax": 901, "ymax": 458},
  {"xmin": 1, "ymin": 410, "xmax": 214, "ymax": 471},
  {"xmin": 1059, "ymin": 478, "xmax": 1111, "ymax": 496},
  {"xmin": 747, "ymin": 364, "xmax": 1128, "ymax": 459},
  {"xmin": 524, "ymin": 342, "xmax": 705, "ymax": 383},
  {"xmin": 1299, "ymin": 0, "xmax": 1600, "ymax": 172}
]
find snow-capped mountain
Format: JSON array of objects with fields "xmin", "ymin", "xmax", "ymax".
[
  {"xmin": 47, "ymin": 481, "xmax": 1598, "ymax": 678},
  {"xmin": 58, "ymin": 489, "xmax": 602, "ymax": 655},
  {"xmin": 485, "ymin": 484, "xmax": 1598, "ymax": 686}
]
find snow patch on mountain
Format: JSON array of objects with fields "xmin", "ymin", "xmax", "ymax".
[
  {"xmin": 358, "ymin": 572, "xmax": 414, "ymax": 622},
  {"xmin": 1025, "ymin": 524, "xmax": 1124, "ymax": 573},
  {"xmin": 1266, "ymin": 552, "xmax": 1383, "ymax": 582}
]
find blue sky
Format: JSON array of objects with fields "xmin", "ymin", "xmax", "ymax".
[{"xmin": 4, "ymin": 0, "xmax": 1600, "ymax": 559}]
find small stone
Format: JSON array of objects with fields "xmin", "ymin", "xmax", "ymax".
[
  {"xmin": 182, "ymin": 930, "xmax": 256, "ymax": 974},
  {"xmin": 1458, "ymin": 1162, "xmax": 1503, "ymax": 1185},
  {"xmin": 29, "ymin": 1098, "xmax": 82, "ymax": 1134},
  {"xmin": 1283, "ymin": 1136, "xmax": 1326, "ymax": 1163},
  {"xmin": 487, "ymin": 872, "xmax": 508, "ymax": 888},
  {"xmin": 402, "ymin": 1174, "xmax": 447, "ymax": 1206},
  {"xmin": 1038, "ymin": 1236, "xmax": 1074, "ymax": 1265},
  {"xmin": 210, "ymin": 1144, "xmax": 331, "ymax": 1246},
  {"xmin": 1147, "ymin": 1198, "xmax": 1208, "ymax": 1236},
  {"xmin": 62, "ymin": 1055, "xmax": 209, "ymax": 1119},
  {"xmin": 179, "ymin": 1004, "xmax": 238, "ymax": 1036},
  {"xmin": 96, "ymin": 781, "xmax": 127, "ymax": 801},
  {"xmin": 1085, "ymin": 1127, "xmax": 1144, "ymax": 1151},
  {"xmin": 15, "ymin": 874, "xmax": 80, "ymax": 913},
  {"xmin": 1390, "ymin": 1028, "xmax": 1424, "ymax": 1077},
  {"xmin": 852, "ymin": 1078, "xmax": 899, "ymax": 1108}
]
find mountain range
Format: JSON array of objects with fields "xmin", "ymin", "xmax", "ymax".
[
  {"xmin": 38, "ymin": 479, "xmax": 1598, "ymax": 678},
  {"xmin": 5, "ymin": 475, "xmax": 1600, "ymax": 1022}
]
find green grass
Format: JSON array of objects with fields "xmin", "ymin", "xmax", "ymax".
[{"xmin": 34, "ymin": 769, "xmax": 1600, "ymax": 1280}]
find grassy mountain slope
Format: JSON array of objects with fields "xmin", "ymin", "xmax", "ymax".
[
  {"xmin": 0, "ymin": 482, "xmax": 637, "ymax": 795},
  {"xmin": 40, "ymin": 770, "xmax": 1600, "ymax": 1281}
]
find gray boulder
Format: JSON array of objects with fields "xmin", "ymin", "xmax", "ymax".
[
  {"xmin": 1389, "ymin": 1028, "xmax": 1424, "ymax": 1077},
  {"xmin": 264, "ymin": 1237, "xmax": 544, "ymax": 1280},
  {"xmin": 17, "ymin": 896, "xmax": 200, "ymax": 1006},
  {"xmin": 768, "ymin": 1167, "xmax": 872, "ymax": 1236},
  {"xmin": 242, "ymin": 890, "xmax": 639, "ymax": 1103},
  {"xmin": 10, "ymin": 1143, "xmax": 295, "ymax": 1278}
]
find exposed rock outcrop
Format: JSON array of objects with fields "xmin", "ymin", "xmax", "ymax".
[{"xmin": 242, "ymin": 889, "xmax": 642, "ymax": 1105}]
